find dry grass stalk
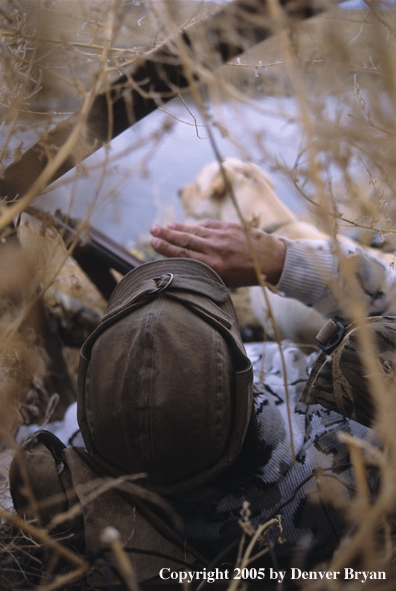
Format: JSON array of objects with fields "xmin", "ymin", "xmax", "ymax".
[{"xmin": 101, "ymin": 526, "xmax": 139, "ymax": 591}]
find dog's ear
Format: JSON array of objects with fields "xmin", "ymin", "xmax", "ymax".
[
  {"xmin": 178, "ymin": 184, "xmax": 196, "ymax": 211},
  {"xmin": 208, "ymin": 173, "xmax": 227, "ymax": 200},
  {"xmin": 205, "ymin": 165, "xmax": 239, "ymax": 201}
]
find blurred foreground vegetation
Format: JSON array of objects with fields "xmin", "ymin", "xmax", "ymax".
[{"xmin": 2, "ymin": 1, "xmax": 396, "ymax": 589}]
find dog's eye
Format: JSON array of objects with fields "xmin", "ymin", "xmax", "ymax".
[{"xmin": 211, "ymin": 185, "xmax": 227, "ymax": 200}]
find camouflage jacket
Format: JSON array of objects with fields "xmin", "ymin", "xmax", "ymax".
[{"xmin": 173, "ymin": 239, "xmax": 395, "ymax": 564}]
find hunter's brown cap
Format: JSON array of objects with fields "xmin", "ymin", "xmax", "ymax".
[{"xmin": 77, "ymin": 258, "xmax": 253, "ymax": 494}]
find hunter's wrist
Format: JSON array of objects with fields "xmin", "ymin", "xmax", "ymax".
[{"xmin": 266, "ymin": 236, "xmax": 286, "ymax": 285}]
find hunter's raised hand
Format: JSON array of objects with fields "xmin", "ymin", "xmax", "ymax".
[{"xmin": 150, "ymin": 220, "xmax": 286, "ymax": 288}]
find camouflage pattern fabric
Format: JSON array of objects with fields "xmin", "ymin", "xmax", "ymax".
[
  {"xmin": 172, "ymin": 239, "xmax": 396, "ymax": 563},
  {"xmin": 301, "ymin": 316, "xmax": 396, "ymax": 427},
  {"xmin": 277, "ymin": 239, "xmax": 396, "ymax": 320},
  {"xmin": 172, "ymin": 340, "xmax": 378, "ymax": 563}
]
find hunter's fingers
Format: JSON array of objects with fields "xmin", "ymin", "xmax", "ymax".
[
  {"xmin": 149, "ymin": 225, "xmax": 210, "ymax": 261},
  {"xmin": 166, "ymin": 220, "xmax": 227, "ymax": 232},
  {"xmin": 150, "ymin": 237, "xmax": 203, "ymax": 260},
  {"xmin": 150, "ymin": 224, "xmax": 210, "ymax": 253}
]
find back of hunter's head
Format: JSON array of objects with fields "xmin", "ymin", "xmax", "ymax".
[{"xmin": 78, "ymin": 258, "xmax": 253, "ymax": 494}]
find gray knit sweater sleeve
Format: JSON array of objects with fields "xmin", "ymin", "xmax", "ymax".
[{"xmin": 276, "ymin": 238, "xmax": 396, "ymax": 321}]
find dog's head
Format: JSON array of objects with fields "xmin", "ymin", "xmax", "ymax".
[{"xmin": 179, "ymin": 158, "xmax": 295, "ymax": 228}]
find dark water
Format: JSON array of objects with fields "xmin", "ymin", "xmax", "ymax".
[{"xmin": 35, "ymin": 95, "xmax": 309, "ymax": 246}]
